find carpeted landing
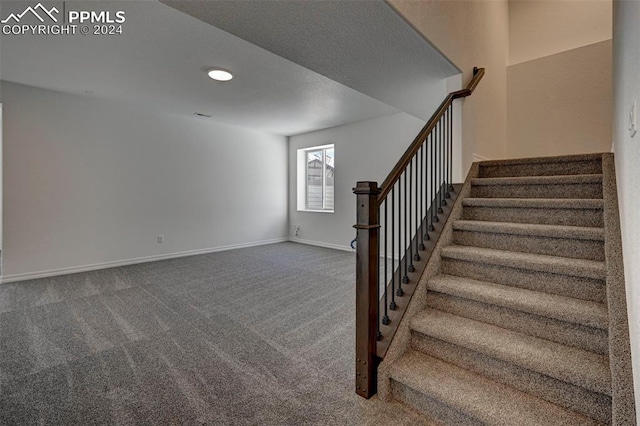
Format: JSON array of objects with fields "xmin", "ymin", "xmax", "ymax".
[
  {"xmin": 0, "ymin": 243, "xmax": 432, "ymax": 425},
  {"xmin": 383, "ymin": 153, "xmax": 635, "ymax": 425}
]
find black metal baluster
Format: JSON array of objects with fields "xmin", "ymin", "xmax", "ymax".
[
  {"xmin": 425, "ymin": 136, "xmax": 431, "ymax": 240},
  {"xmin": 449, "ymin": 104, "xmax": 454, "ymax": 193},
  {"xmin": 443, "ymin": 113, "xmax": 448, "ymax": 204},
  {"xmin": 427, "ymin": 136, "xmax": 431, "ymax": 235},
  {"xmin": 434, "ymin": 122, "xmax": 440, "ymax": 222},
  {"xmin": 436, "ymin": 119, "xmax": 441, "ymax": 213},
  {"xmin": 414, "ymin": 152, "xmax": 421, "ymax": 258},
  {"xmin": 434, "ymin": 123, "xmax": 438, "ymax": 216},
  {"xmin": 444, "ymin": 113, "xmax": 448, "ymax": 203},
  {"xmin": 444, "ymin": 108, "xmax": 451, "ymax": 199},
  {"xmin": 438, "ymin": 116, "xmax": 444, "ymax": 214},
  {"xmin": 443, "ymin": 108, "xmax": 449, "ymax": 203},
  {"xmin": 377, "ymin": 208, "xmax": 382, "ymax": 341},
  {"xmin": 382, "ymin": 198, "xmax": 389, "ymax": 326},
  {"xmin": 408, "ymin": 160, "xmax": 415, "ymax": 272},
  {"xmin": 440, "ymin": 111, "xmax": 449, "ymax": 207},
  {"xmin": 445, "ymin": 107, "xmax": 450, "ymax": 198},
  {"xmin": 401, "ymin": 169, "xmax": 408, "ymax": 286},
  {"xmin": 429, "ymin": 129, "xmax": 438, "ymax": 226},
  {"xmin": 390, "ymin": 185, "xmax": 396, "ymax": 311},
  {"xmin": 399, "ymin": 172, "xmax": 406, "ymax": 292},
  {"xmin": 416, "ymin": 145, "xmax": 426, "ymax": 251}
]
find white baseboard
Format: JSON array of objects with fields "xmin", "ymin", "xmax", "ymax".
[
  {"xmin": 0, "ymin": 238, "xmax": 288, "ymax": 284},
  {"xmin": 288, "ymin": 237, "xmax": 353, "ymax": 253},
  {"xmin": 473, "ymin": 153, "xmax": 491, "ymax": 162}
]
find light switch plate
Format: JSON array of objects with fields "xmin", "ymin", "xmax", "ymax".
[{"xmin": 630, "ymin": 100, "xmax": 637, "ymax": 137}]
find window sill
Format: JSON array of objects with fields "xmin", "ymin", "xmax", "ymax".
[{"xmin": 297, "ymin": 209, "xmax": 334, "ymax": 214}]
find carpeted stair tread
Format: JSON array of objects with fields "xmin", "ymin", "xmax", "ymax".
[
  {"xmin": 453, "ymin": 220, "xmax": 604, "ymax": 240},
  {"xmin": 471, "ymin": 174, "xmax": 603, "ymax": 186},
  {"xmin": 461, "ymin": 198, "xmax": 605, "ymax": 227},
  {"xmin": 428, "ymin": 274, "xmax": 608, "ymax": 329},
  {"xmin": 441, "ymin": 245, "xmax": 606, "ymax": 280},
  {"xmin": 382, "ymin": 153, "xmax": 635, "ymax": 423},
  {"xmin": 411, "ymin": 310, "xmax": 611, "ymax": 395},
  {"xmin": 477, "ymin": 155, "xmax": 603, "ymax": 178},
  {"xmin": 390, "ymin": 350, "xmax": 604, "ymax": 426},
  {"xmin": 478, "ymin": 153, "xmax": 604, "ymax": 168},
  {"xmin": 462, "ymin": 198, "xmax": 604, "ymax": 209}
]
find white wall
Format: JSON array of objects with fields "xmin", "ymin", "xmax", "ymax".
[
  {"xmin": 0, "ymin": 103, "xmax": 3, "ymax": 252},
  {"xmin": 613, "ymin": 0, "xmax": 640, "ymax": 418},
  {"xmin": 509, "ymin": 0, "xmax": 612, "ymax": 66},
  {"xmin": 391, "ymin": 0, "xmax": 612, "ymax": 164},
  {"xmin": 507, "ymin": 40, "xmax": 613, "ymax": 158},
  {"xmin": 507, "ymin": 0, "xmax": 612, "ymax": 160},
  {"xmin": 1, "ymin": 82, "xmax": 288, "ymax": 281},
  {"xmin": 288, "ymin": 111, "xmax": 438, "ymax": 250},
  {"xmin": 388, "ymin": 0, "xmax": 509, "ymax": 167},
  {"xmin": 446, "ymin": 74, "xmax": 464, "ymax": 184}
]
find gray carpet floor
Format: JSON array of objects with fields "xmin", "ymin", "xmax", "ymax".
[{"xmin": 0, "ymin": 242, "xmax": 429, "ymax": 425}]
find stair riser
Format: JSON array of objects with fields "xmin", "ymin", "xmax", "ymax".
[
  {"xmin": 470, "ymin": 183, "xmax": 602, "ymax": 199},
  {"xmin": 441, "ymin": 258, "xmax": 606, "ymax": 303},
  {"xmin": 478, "ymin": 160, "xmax": 602, "ymax": 178},
  {"xmin": 410, "ymin": 333, "xmax": 612, "ymax": 424},
  {"xmin": 390, "ymin": 380, "xmax": 482, "ymax": 425},
  {"xmin": 427, "ymin": 291, "xmax": 608, "ymax": 354},
  {"xmin": 462, "ymin": 205, "xmax": 604, "ymax": 227},
  {"xmin": 453, "ymin": 230, "xmax": 605, "ymax": 261}
]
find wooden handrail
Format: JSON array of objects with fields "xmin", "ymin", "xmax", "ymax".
[
  {"xmin": 377, "ymin": 67, "xmax": 485, "ymax": 203},
  {"xmin": 353, "ymin": 67, "xmax": 485, "ymax": 399}
]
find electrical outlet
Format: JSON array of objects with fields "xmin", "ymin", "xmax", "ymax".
[
  {"xmin": 294, "ymin": 225, "xmax": 300, "ymax": 237},
  {"xmin": 157, "ymin": 235, "xmax": 164, "ymax": 243}
]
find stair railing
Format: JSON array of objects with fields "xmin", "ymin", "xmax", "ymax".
[{"xmin": 353, "ymin": 67, "xmax": 485, "ymax": 398}]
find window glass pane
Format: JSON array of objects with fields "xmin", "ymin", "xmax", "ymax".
[
  {"xmin": 306, "ymin": 150, "xmax": 323, "ymax": 210},
  {"xmin": 324, "ymin": 148, "xmax": 334, "ymax": 210},
  {"xmin": 300, "ymin": 145, "xmax": 334, "ymax": 211}
]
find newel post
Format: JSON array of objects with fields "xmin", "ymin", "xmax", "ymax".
[{"xmin": 353, "ymin": 181, "xmax": 381, "ymax": 399}]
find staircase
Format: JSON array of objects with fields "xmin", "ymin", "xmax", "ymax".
[{"xmin": 379, "ymin": 153, "xmax": 635, "ymax": 425}]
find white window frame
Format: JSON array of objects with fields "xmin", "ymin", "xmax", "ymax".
[{"xmin": 297, "ymin": 144, "xmax": 334, "ymax": 213}]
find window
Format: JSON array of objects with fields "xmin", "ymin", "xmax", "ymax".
[{"xmin": 297, "ymin": 144, "xmax": 334, "ymax": 212}]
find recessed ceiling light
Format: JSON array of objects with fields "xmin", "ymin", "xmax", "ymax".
[{"xmin": 207, "ymin": 68, "xmax": 233, "ymax": 82}]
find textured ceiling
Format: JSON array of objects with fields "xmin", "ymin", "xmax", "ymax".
[
  {"xmin": 162, "ymin": 0, "xmax": 459, "ymax": 120},
  {"xmin": 1, "ymin": 0, "xmax": 458, "ymax": 136}
]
